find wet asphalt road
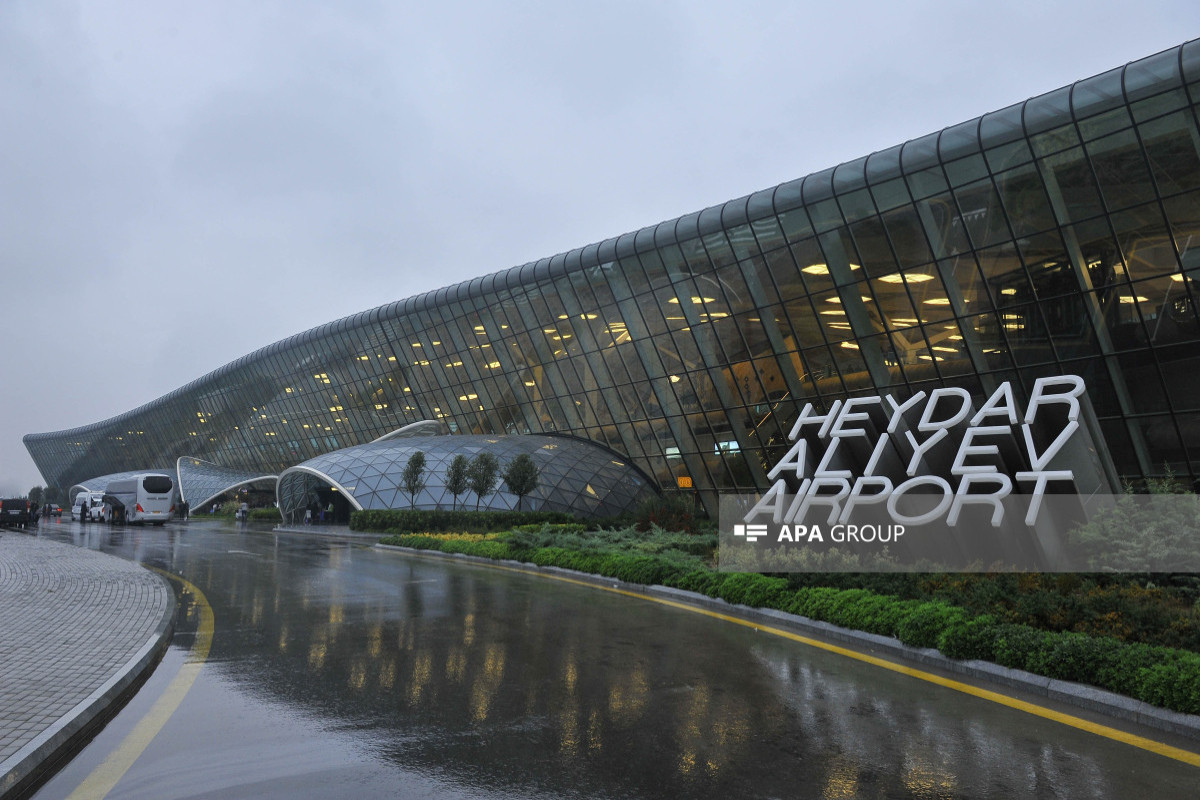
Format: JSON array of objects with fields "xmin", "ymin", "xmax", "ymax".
[{"xmin": 23, "ymin": 517, "xmax": 1200, "ymax": 799}]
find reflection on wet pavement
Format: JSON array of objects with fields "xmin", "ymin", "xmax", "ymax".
[{"xmin": 34, "ymin": 521, "xmax": 1199, "ymax": 799}]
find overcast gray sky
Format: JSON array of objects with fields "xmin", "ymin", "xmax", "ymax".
[{"xmin": 0, "ymin": 1, "xmax": 1194, "ymax": 494}]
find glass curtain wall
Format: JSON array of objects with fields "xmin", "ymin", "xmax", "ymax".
[{"xmin": 26, "ymin": 41, "xmax": 1200, "ymax": 515}]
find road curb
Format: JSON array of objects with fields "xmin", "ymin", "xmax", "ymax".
[
  {"xmin": 0, "ymin": 562, "xmax": 176, "ymax": 800},
  {"xmin": 374, "ymin": 543, "xmax": 1200, "ymax": 743}
]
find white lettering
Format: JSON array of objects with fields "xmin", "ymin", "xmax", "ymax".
[
  {"xmin": 887, "ymin": 476, "xmax": 954, "ymax": 525},
  {"xmin": 947, "ymin": 472, "xmax": 1012, "ymax": 526},
  {"xmin": 951, "ymin": 425, "xmax": 1009, "ymax": 475},
  {"xmin": 789, "ymin": 401, "xmax": 843, "ymax": 440},
  {"xmin": 885, "ymin": 391, "xmax": 927, "ymax": 434},
  {"xmin": 1025, "ymin": 375, "xmax": 1086, "ymax": 425},
  {"xmin": 1015, "ymin": 470, "xmax": 1076, "ymax": 526},
  {"xmin": 767, "ymin": 438, "xmax": 810, "ymax": 481},
  {"xmin": 918, "ymin": 387, "xmax": 974, "ymax": 432},
  {"xmin": 786, "ymin": 477, "xmax": 850, "ymax": 526},
  {"xmin": 1021, "ymin": 420, "xmax": 1080, "ymax": 471},
  {"xmin": 971, "ymin": 381, "xmax": 1020, "ymax": 426},
  {"xmin": 904, "ymin": 427, "xmax": 949, "ymax": 476},
  {"xmin": 830, "ymin": 396, "xmax": 881, "ymax": 439}
]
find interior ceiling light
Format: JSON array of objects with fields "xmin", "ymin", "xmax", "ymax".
[
  {"xmin": 924, "ymin": 298, "xmax": 952, "ymax": 305},
  {"xmin": 668, "ymin": 296, "xmax": 716, "ymax": 304},
  {"xmin": 802, "ymin": 263, "xmax": 860, "ymax": 275},
  {"xmin": 1119, "ymin": 296, "xmax": 1148, "ymax": 303},
  {"xmin": 879, "ymin": 272, "xmax": 935, "ymax": 284}
]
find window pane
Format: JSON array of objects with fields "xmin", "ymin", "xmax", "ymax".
[{"xmin": 1087, "ymin": 129, "xmax": 1157, "ymax": 210}]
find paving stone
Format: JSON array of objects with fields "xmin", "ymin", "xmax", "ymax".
[{"xmin": 0, "ymin": 532, "xmax": 173, "ymax": 795}]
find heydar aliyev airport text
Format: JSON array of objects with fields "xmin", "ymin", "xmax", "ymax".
[{"xmin": 742, "ymin": 375, "xmax": 1090, "ymax": 530}]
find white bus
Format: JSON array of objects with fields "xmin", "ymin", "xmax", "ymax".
[{"xmin": 102, "ymin": 474, "xmax": 175, "ymax": 525}]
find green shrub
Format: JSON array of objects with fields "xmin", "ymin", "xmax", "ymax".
[
  {"xmin": 1133, "ymin": 654, "xmax": 1200, "ymax": 714},
  {"xmin": 666, "ymin": 570, "xmax": 727, "ymax": 597},
  {"xmin": 605, "ymin": 554, "xmax": 684, "ymax": 586},
  {"xmin": 792, "ymin": 587, "xmax": 844, "ymax": 622},
  {"xmin": 715, "ymin": 574, "xmax": 790, "ymax": 608},
  {"xmin": 993, "ymin": 624, "xmax": 1054, "ymax": 671},
  {"xmin": 249, "ymin": 507, "xmax": 281, "ymax": 521},
  {"xmin": 513, "ymin": 522, "xmax": 589, "ymax": 535},
  {"xmin": 937, "ymin": 615, "xmax": 999, "ymax": 660},
  {"xmin": 379, "ymin": 534, "xmax": 446, "ymax": 550},
  {"xmin": 1095, "ymin": 642, "xmax": 1160, "ymax": 696},
  {"xmin": 832, "ymin": 592, "xmax": 915, "ymax": 637},
  {"xmin": 1024, "ymin": 631, "xmax": 1119, "ymax": 683},
  {"xmin": 634, "ymin": 494, "xmax": 701, "ymax": 535},
  {"xmin": 351, "ymin": 509, "xmax": 581, "ymax": 534},
  {"xmin": 896, "ymin": 602, "xmax": 968, "ymax": 649}
]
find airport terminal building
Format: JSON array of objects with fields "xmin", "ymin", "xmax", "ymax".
[{"xmin": 25, "ymin": 40, "xmax": 1200, "ymax": 518}]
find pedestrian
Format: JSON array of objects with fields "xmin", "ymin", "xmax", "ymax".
[{"xmin": 304, "ymin": 508, "xmax": 312, "ymax": 525}]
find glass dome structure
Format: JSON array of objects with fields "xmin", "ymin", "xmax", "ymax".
[{"xmin": 277, "ymin": 434, "xmax": 658, "ymax": 523}]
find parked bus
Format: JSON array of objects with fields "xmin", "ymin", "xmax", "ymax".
[{"xmin": 102, "ymin": 474, "xmax": 175, "ymax": 525}]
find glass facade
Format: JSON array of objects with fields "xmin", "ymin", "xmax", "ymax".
[
  {"xmin": 176, "ymin": 458, "xmax": 280, "ymax": 511},
  {"xmin": 26, "ymin": 40, "xmax": 1200, "ymax": 515},
  {"xmin": 276, "ymin": 434, "xmax": 658, "ymax": 523}
]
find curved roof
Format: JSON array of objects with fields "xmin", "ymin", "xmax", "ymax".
[
  {"xmin": 176, "ymin": 457, "xmax": 279, "ymax": 510},
  {"xmin": 277, "ymin": 434, "xmax": 659, "ymax": 521}
]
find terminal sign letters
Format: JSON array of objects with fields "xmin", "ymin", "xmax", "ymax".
[{"xmin": 745, "ymin": 375, "xmax": 1089, "ymax": 529}]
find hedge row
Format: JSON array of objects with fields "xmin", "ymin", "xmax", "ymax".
[
  {"xmin": 378, "ymin": 534, "xmax": 1200, "ymax": 715},
  {"xmin": 351, "ymin": 509, "xmax": 580, "ymax": 534},
  {"xmin": 249, "ymin": 508, "xmax": 282, "ymax": 521}
]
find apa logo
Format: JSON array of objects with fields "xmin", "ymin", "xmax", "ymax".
[{"xmin": 732, "ymin": 524, "xmax": 769, "ymax": 543}]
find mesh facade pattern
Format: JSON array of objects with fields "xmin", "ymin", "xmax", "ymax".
[
  {"xmin": 276, "ymin": 434, "xmax": 658, "ymax": 523},
  {"xmin": 24, "ymin": 40, "xmax": 1200, "ymax": 514},
  {"xmin": 176, "ymin": 457, "xmax": 279, "ymax": 510}
]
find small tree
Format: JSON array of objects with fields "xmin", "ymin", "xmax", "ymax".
[
  {"xmin": 445, "ymin": 454, "xmax": 469, "ymax": 510},
  {"xmin": 467, "ymin": 451, "xmax": 499, "ymax": 511},
  {"xmin": 401, "ymin": 451, "xmax": 428, "ymax": 510},
  {"xmin": 502, "ymin": 453, "xmax": 539, "ymax": 512},
  {"xmin": 28, "ymin": 486, "xmax": 44, "ymax": 508}
]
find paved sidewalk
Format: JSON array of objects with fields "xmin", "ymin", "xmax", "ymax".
[{"xmin": 0, "ymin": 532, "xmax": 174, "ymax": 798}]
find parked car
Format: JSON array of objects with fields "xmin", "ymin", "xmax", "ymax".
[
  {"xmin": 1, "ymin": 498, "xmax": 31, "ymax": 528},
  {"xmin": 72, "ymin": 492, "xmax": 105, "ymax": 522},
  {"xmin": 45, "ymin": 504, "xmax": 62, "ymax": 517}
]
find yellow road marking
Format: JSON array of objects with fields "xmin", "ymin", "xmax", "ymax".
[
  {"xmin": 66, "ymin": 570, "xmax": 214, "ymax": 800},
  {"xmin": 400, "ymin": 549, "xmax": 1200, "ymax": 768}
]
